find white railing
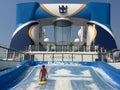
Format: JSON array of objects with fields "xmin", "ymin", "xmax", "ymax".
[{"xmin": 0, "ymin": 45, "xmax": 108, "ymax": 62}]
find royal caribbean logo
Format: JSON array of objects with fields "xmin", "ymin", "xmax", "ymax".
[{"xmin": 59, "ymin": 5, "xmax": 68, "ymax": 14}]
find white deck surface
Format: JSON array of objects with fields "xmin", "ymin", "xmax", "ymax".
[{"xmin": 11, "ymin": 64, "xmax": 115, "ymax": 90}]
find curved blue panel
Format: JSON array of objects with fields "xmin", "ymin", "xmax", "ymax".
[
  {"xmin": 10, "ymin": 21, "xmax": 46, "ymax": 51},
  {"xmin": 95, "ymin": 25, "xmax": 117, "ymax": 50},
  {"xmin": 16, "ymin": 2, "xmax": 40, "ymax": 25},
  {"xmin": 10, "ymin": 22, "xmax": 37, "ymax": 51},
  {"xmin": 72, "ymin": 5, "xmax": 91, "ymax": 20},
  {"xmin": 34, "ymin": 6, "xmax": 54, "ymax": 19},
  {"xmin": 87, "ymin": 2, "xmax": 110, "ymax": 25}
]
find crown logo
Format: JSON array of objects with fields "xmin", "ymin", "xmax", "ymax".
[{"xmin": 59, "ymin": 5, "xmax": 68, "ymax": 14}]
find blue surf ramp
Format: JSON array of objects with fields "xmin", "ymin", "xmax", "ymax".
[{"xmin": 0, "ymin": 61, "xmax": 120, "ymax": 90}]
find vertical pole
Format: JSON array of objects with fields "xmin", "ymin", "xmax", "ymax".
[
  {"xmin": 82, "ymin": 54, "xmax": 83, "ymax": 62},
  {"xmin": 52, "ymin": 53, "xmax": 54, "ymax": 62},
  {"xmin": 72, "ymin": 53, "xmax": 73, "ymax": 61},
  {"xmin": 43, "ymin": 53, "xmax": 44, "ymax": 61},
  {"xmin": 12, "ymin": 51, "xmax": 15, "ymax": 61},
  {"xmin": 92, "ymin": 54, "xmax": 93, "ymax": 62},
  {"xmin": 5, "ymin": 49, "xmax": 8, "ymax": 61}
]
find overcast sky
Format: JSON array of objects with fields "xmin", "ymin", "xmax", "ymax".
[{"xmin": 0, "ymin": 0, "xmax": 120, "ymax": 49}]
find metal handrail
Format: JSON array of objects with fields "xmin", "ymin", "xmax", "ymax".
[{"xmin": 0, "ymin": 45, "xmax": 25, "ymax": 62}]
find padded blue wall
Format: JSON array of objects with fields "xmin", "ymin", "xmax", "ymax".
[
  {"xmin": 93, "ymin": 61, "xmax": 120, "ymax": 89},
  {"xmin": 0, "ymin": 60, "xmax": 33, "ymax": 89}
]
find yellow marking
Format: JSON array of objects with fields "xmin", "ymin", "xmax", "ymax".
[
  {"xmin": 92, "ymin": 26, "xmax": 97, "ymax": 42},
  {"xmin": 69, "ymin": 4, "xmax": 86, "ymax": 17},
  {"xmin": 89, "ymin": 25, "xmax": 97, "ymax": 45},
  {"xmin": 40, "ymin": 4, "xmax": 59, "ymax": 17},
  {"xmin": 28, "ymin": 25, "xmax": 36, "ymax": 43}
]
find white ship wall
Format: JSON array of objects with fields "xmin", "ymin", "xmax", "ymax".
[{"xmin": 28, "ymin": 52, "xmax": 99, "ymax": 62}]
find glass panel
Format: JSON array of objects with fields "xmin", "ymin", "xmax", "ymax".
[{"xmin": 54, "ymin": 19, "xmax": 71, "ymax": 45}]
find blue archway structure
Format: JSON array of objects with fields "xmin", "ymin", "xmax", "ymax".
[{"xmin": 10, "ymin": 2, "xmax": 117, "ymax": 51}]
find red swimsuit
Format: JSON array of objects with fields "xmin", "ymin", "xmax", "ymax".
[{"xmin": 40, "ymin": 68, "xmax": 47, "ymax": 76}]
